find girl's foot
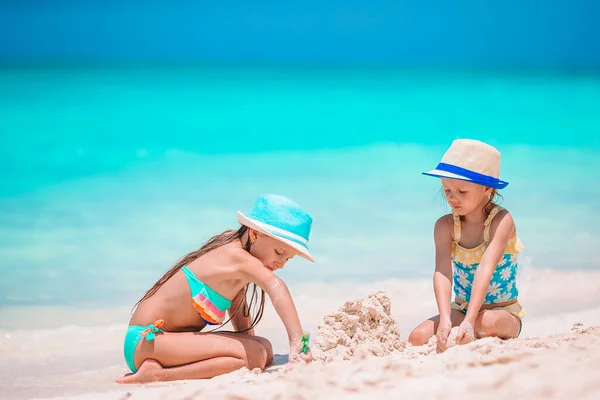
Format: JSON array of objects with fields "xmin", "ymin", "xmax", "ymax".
[{"xmin": 115, "ymin": 359, "xmax": 163, "ymax": 384}]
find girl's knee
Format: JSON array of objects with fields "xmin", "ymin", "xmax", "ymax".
[
  {"xmin": 408, "ymin": 326, "xmax": 433, "ymax": 346},
  {"xmin": 477, "ymin": 311, "xmax": 517, "ymax": 339},
  {"xmin": 243, "ymin": 340, "xmax": 269, "ymax": 370},
  {"xmin": 258, "ymin": 338, "xmax": 274, "ymax": 366},
  {"xmin": 475, "ymin": 312, "xmax": 494, "ymax": 337},
  {"xmin": 248, "ymin": 336, "xmax": 274, "ymax": 366}
]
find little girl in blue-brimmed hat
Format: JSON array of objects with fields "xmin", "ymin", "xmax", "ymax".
[
  {"xmin": 409, "ymin": 139, "xmax": 525, "ymax": 351},
  {"xmin": 117, "ymin": 194, "xmax": 314, "ymax": 384}
]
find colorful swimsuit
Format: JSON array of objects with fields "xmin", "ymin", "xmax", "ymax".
[
  {"xmin": 450, "ymin": 206, "xmax": 526, "ymax": 322},
  {"xmin": 123, "ymin": 266, "xmax": 232, "ymax": 373},
  {"xmin": 182, "ymin": 266, "xmax": 232, "ymax": 325}
]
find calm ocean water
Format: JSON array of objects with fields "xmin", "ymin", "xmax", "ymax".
[{"xmin": 1, "ymin": 67, "xmax": 599, "ymax": 310}]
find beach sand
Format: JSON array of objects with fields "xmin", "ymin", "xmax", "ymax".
[{"xmin": 2, "ymin": 268, "xmax": 600, "ymax": 400}]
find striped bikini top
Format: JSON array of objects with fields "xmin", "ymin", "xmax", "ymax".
[
  {"xmin": 451, "ymin": 206, "xmax": 524, "ymax": 305},
  {"xmin": 182, "ymin": 266, "xmax": 232, "ymax": 325}
]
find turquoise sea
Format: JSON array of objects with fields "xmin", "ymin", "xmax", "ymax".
[{"xmin": 1, "ymin": 67, "xmax": 599, "ymax": 313}]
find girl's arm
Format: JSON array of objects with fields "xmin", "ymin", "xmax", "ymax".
[
  {"xmin": 229, "ymin": 289, "xmax": 254, "ymax": 335},
  {"xmin": 463, "ymin": 211, "xmax": 515, "ymax": 325},
  {"xmin": 433, "ymin": 216, "xmax": 454, "ymax": 318},
  {"xmin": 433, "ymin": 216, "xmax": 454, "ymax": 351},
  {"xmin": 237, "ymin": 258, "xmax": 305, "ymax": 347}
]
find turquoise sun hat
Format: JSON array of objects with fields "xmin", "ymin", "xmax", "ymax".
[{"xmin": 237, "ymin": 194, "xmax": 315, "ymax": 262}]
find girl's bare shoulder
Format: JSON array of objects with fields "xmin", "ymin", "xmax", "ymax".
[
  {"xmin": 489, "ymin": 208, "xmax": 516, "ymax": 237},
  {"xmin": 219, "ymin": 243, "xmax": 263, "ymax": 273},
  {"xmin": 435, "ymin": 213, "xmax": 454, "ymax": 231},
  {"xmin": 490, "ymin": 207, "xmax": 514, "ymax": 227},
  {"xmin": 186, "ymin": 242, "xmax": 259, "ymax": 275}
]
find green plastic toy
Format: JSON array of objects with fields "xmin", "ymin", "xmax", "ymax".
[{"xmin": 299, "ymin": 332, "xmax": 310, "ymax": 354}]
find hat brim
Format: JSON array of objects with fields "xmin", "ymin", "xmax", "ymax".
[
  {"xmin": 422, "ymin": 169, "xmax": 509, "ymax": 189},
  {"xmin": 237, "ymin": 211, "xmax": 315, "ymax": 263}
]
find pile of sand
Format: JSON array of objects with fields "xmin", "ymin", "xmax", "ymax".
[{"xmin": 312, "ymin": 291, "xmax": 405, "ymax": 363}]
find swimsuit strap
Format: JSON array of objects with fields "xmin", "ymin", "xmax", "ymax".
[
  {"xmin": 451, "ymin": 211, "xmax": 462, "ymax": 243},
  {"xmin": 483, "ymin": 206, "xmax": 502, "ymax": 242}
]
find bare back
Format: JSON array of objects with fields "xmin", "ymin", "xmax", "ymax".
[{"xmin": 129, "ymin": 241, "xmax": 254, "ymax": 331}]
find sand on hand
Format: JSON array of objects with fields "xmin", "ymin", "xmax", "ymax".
[{"xmin": 312, "ymin": 290, "xmax": 405, "ymax": 363}]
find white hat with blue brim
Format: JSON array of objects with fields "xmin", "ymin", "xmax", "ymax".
[
  {"xmin": 422, "ymin": 139, "xmax": 509, "ymax": 189},
  {"xmin": 237, "ymin": 194, "xmax": 315, "ymax": 262}
]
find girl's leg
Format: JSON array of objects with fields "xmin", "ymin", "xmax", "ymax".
[
  {"xmin": 408, "ymin": 310, "xmax": 466, "ymax": 346},
  {"xmin": 475, "ymin": 310, "xmax": 521, "ymax": 339},
  {"xmin": 214, "ymin": 332, "xmax": 274, "ymax": 366},
  {"xmin": 116, "ymin": 331, "xmax": 268, "ymax": 384},
  {"xmin": 408, "ymin": 309, "xmax": 521, "ymax": 346}
]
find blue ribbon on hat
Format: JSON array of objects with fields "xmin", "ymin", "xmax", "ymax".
[{"xmin": 434, "ymin": 163, "xmax": 509, "ymax": 189}]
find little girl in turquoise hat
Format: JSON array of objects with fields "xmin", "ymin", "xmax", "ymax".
[
  {"xmin": 116, "ymin": 194, "xmax": 314, "ymax": 383},
  {"xmin": 410, "ymin": 139, "xmax": 525, "ymax": 351}
]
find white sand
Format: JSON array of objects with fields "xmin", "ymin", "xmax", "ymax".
[
  {"xmin": 2, "ymin": 269, "xmax": 600, "ymax": 400},
  {"xmin": 41, "ymin": 308, "xmax": 600, "ymax": 400}
]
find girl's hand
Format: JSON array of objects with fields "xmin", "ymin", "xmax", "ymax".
[
  {"xmin": 456, "ymin": 320, "xmax": 476, "ymax": 345},
  {"xmin": 436, "ymin": 317, "xmax": 452, "ymax": 352},
  {"xmin": 289, "ymin": 343, "xmax": 313, "ymax": 363}
]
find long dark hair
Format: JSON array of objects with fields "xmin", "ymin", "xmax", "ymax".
[{"xmin": 133, "ymin": 225, "xmax": 266, "ymax": 333}]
